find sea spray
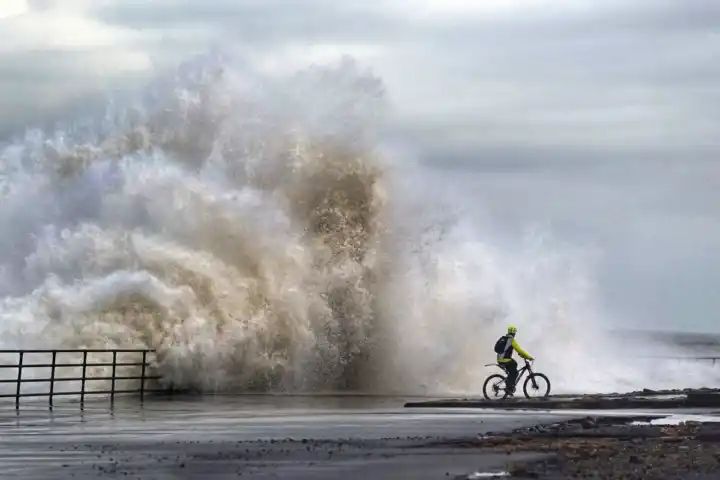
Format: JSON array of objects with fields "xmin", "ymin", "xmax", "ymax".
[
  {"xmin": 0, "ymin": 54, "xmax": 717, "ymax": 395},
  {"xmin": 0, "ymin": 56, "xmax": 386, "ymax": 392}
]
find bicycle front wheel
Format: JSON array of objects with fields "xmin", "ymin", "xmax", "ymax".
[
  {"xmin": 523, "ymin": 373, "xmax": 551, "ymax": 398},
  {"xmin": 483, "ymin": 374, "xmax": 508, "ymax": 400}
]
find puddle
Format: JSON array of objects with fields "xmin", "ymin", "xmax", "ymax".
[
  {"xmin": 631, "ymin": 414, "xmax": 720, "ymax": 425},
  {"xmin": 633, "ymin": 394, "xmax": 686, "ymax": 401}
]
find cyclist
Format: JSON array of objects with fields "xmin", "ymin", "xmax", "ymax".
[{"xmin": 495, "ymin": 325, "xmax": 534, "ymax": 396}]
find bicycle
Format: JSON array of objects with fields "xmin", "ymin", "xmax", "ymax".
[{"xmin": 482, "ymin": 360, "xmax": 551, "ymax": 400}]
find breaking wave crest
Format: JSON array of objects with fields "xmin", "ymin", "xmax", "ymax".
[{"xmin": 0, "ymin": 57, "xmax": 387, "ymax": 391}]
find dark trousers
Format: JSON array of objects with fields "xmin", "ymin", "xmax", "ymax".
[{"xmin": 503, "ymin": 359, "xmax": 518, "ymax": 391}]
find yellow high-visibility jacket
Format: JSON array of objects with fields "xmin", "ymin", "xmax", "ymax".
[{"xmin": 497, "ymin": 335, "xmax": 533, "ymax": 363}]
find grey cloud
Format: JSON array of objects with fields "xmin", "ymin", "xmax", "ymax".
[
  {"xmin": 27, "ymin": 0, "xmax": 54, "ymax": 10},
  {"xmin": 0, "ymin": 49, "xmax": 148, "ymax": 138},
  {"xmin": 94, "ymin": 0, "xmax": 400, "ymax": 44},
  {"xmin": 7, "ymin": 0, "xmax": 719, "ymax": 151}
]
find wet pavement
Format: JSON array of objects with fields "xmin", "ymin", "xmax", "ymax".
[
  {"xmin": 0, "ymin": 395, "xmax": 567, "ymax": 479},
  {"xmin": 1, "ymin": 394, "xmax": 718, "ymax": 479}
]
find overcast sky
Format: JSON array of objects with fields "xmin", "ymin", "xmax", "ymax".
[{"xmin": 1, "ymin": 0, "xmax": 719, "ymax": 332}]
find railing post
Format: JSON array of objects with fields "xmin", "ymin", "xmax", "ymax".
[
  {"xmin": 80, "ymin": 351, "xmax": 87, "ymax": 406},
  {"xmin": 15, "ymin": 352, "xmax": 23, "ymax": 410},
  {"xmin": 140, "ymin": 350, "xmax": 147, "ymax": 402},
  {"xmin": 110, "ymin": 351, "xmax": 117, "ymax": 403},
  {"xmin": 49, "ymin": 351, "xmax": 57, "ymax": 408}
]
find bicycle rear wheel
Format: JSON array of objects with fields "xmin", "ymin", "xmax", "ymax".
[
  {"xmin": 523, "ymin": 373, "xmax": 551, "ymax": 398},
  {"xmin": 483, "ymin": 374, "xmax": 508, "ymax": 400}
]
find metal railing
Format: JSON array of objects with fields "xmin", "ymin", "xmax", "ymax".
[
  {"xmin": 642, "ymin": 355, "xmax": 720, "ymax": 365},
  {"xmin": 683, "ymin": 356, "xmax": 720, "ymax": 365},
  {"xmin": 0, "ymin": 349, "xmax": 161, "ymax": 409}
]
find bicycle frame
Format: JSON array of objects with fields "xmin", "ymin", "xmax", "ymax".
[
  {"xmin": 486, "ymin": 360, "xmax": 534, "ymax": 389},
  {"xmin": 513, "ymin": 362, "xmax": 533, "ymax": 388}
]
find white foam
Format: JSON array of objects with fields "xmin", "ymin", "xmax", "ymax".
[
  {"xmin": 467, "ymin": 472, "xmax": 510, "ymax": 479},
  {"xmin": 632, "ymin": 414, "xmax": 720, "ymax": 426}
]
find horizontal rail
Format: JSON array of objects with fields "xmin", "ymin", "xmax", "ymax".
[
  {"xmin": 0, "ymin": 376, "xmax": 161, "ymax": 383},
  {"xmin": 0, "ymin": 362, "xmax": 146, "ymax": 368},
  {"xmin": 638, "ymin": 356, "xmax": 720, "ymax": 365},
  {"xmin": 0, "ymin": 389, "xmax": 167, "ymax": 399},
  {"xmin": 0, "ymin": 349, "xmax": 155, "ymax": 353},
  {"xmin": 640, "ymin": 356, "xmax": 720, "ymax": 360}
]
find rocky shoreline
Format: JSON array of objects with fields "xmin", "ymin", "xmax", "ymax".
[
  {"xmin": 405, "ymin": 388, "xmax": 720, "ymax": 410},
  {"xmin": 443, "ymin": 416, "xmax": 720, "ymax": 479}
]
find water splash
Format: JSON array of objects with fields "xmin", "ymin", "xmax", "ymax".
[{"xmin": 0, "ymin": 54, "xmax": 717, "ymax": 395}]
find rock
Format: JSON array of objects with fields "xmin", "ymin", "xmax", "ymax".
[
  {"xmin": 581, "ymin": 417, "xmax": 597, "ymax": 429},
  {"xmin": 509, "ymin": 464, "xmax": 539, "ymax": 478},
  {"xmin": 686, "ymin": 392, "xmax": 720, "ymax": 407}
]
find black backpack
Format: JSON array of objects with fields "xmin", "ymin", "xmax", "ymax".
[{"xmin": 494, "ymin": 335, "xmax": 508, "ymax": 354}]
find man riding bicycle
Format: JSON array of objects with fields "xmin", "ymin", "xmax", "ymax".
[{"xmin": 495, "ymin": 325, "xmax": 534, "ymax": 396}]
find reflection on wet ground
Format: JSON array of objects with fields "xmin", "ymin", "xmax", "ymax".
[
  {"xmin": 0, "ymin": 395, "xmax": 564, "ymax": 479},
  {"xmin": 1, "ymin": 394, "xmax": 717, "ymax": 479},
  {"xmin": 1, "ymin": 394, "xmax": 557, "ymax": 439}
]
